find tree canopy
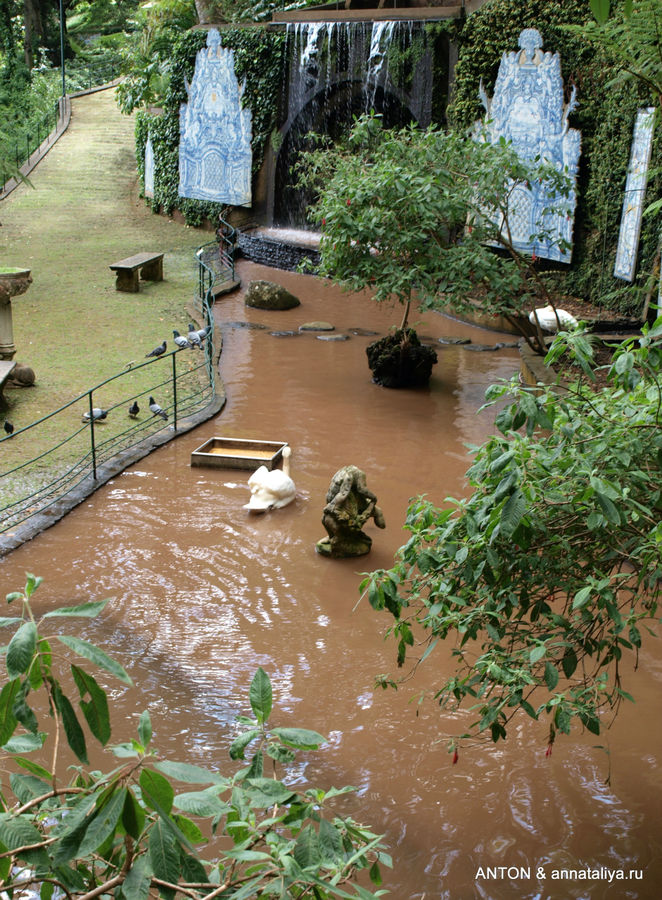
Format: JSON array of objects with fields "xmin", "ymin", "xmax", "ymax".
[{"xmin": 297, "ymin": 115, "xmax": 573, "ymax": 347}]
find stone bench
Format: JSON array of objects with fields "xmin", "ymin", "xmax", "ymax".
[
  {"xmin": 0, "ymin": 359, "xmax": 16, "ymax": 405},
  {"xmin": 109, "ymin": 252, "xmax": 164, "ymax": 293}
]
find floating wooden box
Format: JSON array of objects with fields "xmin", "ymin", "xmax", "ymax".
[{"xmin": 191, "ymin": 437, "xmax": 287, "ymax": 471}]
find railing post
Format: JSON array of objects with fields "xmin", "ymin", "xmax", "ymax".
[
  {"xmin": 172, "ymin": 351, "xmax": 178, "ymax": 432},
  {"xmin": 88, "ymin": 392, "xmax": 98, "ymax": 480}
]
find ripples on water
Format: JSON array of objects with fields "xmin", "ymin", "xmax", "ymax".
[{"xmin": 1, "ymin": 262, "xmax": 660, "ymax": 898}]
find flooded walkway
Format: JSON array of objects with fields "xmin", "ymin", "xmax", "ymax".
[{"xmin": 1, "ymin": 260, "xmax": 660, "ymax": 899}]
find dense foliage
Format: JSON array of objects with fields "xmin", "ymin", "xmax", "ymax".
[
  {"xmin": 363, "ymin": 316, "xmax": 662, "ymax": 754},
  {"xmin": 0, "ymin": 576, "xmax": 391, "ymax": 897},
  {"xmin": 297, "ymin": 114, "xmax": 573, "ymax": 351},
  {"xmin": 449, "ymin": 0, "xmax": 662, "ymax": 316}
]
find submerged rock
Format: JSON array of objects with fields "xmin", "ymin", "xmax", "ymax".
[{"xmin": 245, "ymin": 280, "xmax": 301, "ymax": 310}]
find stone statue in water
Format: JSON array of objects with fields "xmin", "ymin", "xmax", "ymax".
[{"xmin": 316, "ymin": 465, "xmax": 385, "ymax": 558}]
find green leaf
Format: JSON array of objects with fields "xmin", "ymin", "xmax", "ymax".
[
  {"xmin": 544, "ymin": 662, "xmax": 559, "ymax": 691},
  {"xmin": 0, "ymin": 678, "xmax": 20, "ymax": 745},
  {"xmin": 76, "ymin": 788, "xmax": 127, "ymax": 857},
  {"xmin": 572, "ymin": 586, "xmax": 592, "ymax": 610},
  {"xmin": 270, "ymin": 727, "xmax": 327, "ymax": 750},
  {"xmin": 294, "ymin": 824, "xmax": 321, "ymax": 869},
  {"xmin": 148, "ymin": 819, "xmax": 180, "ymax": 895},
  {"xmin": 0, "ymin": 814, "xmax": 44, "ymax": 854},
  {"xmin": 138, "ymin": 710, "xmax": 152, "ymax": 748},
  {"xmin": 529, "ymin": 644, "xmax": 546, "ymax": 664},
  {"xmin": 42, "ymin": 600, "xmax": 109, "ymax": 619},
  {"xmin": 173, "ymin": 790, "xmax": 230, "ymax": 818},
  {"xmin": 173, "ymin": 814, "xmax": 204, "ymax": 845},
  {"xmin": 71, "ymin": 665, "xmax": 111, "ymax": 746},
  {"xmin": 229, "ymin": 728, "xmax": 261, "ymax": 760},
  {"xmin": 590, "ymin": 0, "xmax": 610, "ymax": 25},
  {"xmin": 122, "ymin": 789, "xmax": 146, "ymax": 841},
  {"xmin": 594, "ymin": 491, "xmax": 621, "ymax": 525},
  {"xmin": 53, "ymin": 685, "xmax": 88, "ymax": 763},
  {"xmin": 24, "ymin": 574, "xmax": 42, "ymax": 598},
  {"xmin": 243, "ymin": 777, "xmax": 297, "ymax": 807},
  {"xmin": 140, "ymin": 768, "xmax": 174, "ymax": 816},
  {"xmin": 55, "ymin": 635, "xmax": 132, "ymax": 685},
  {"xmin": 500, "ymin": 490, "xmax": 526, "ymax": 538},
  {"xmin": 6, "ymin": 622, "xmax": 37, "ymax": 679},
  {"xmin": 0, "ymin": 617, "xmax": 23, "ymax": 628},
  {"xmin": 319, "ymin": 818, "xmax": 344, "ymax": 863},
  {"xmin": 9, "ymin": 773, "xmax": 51, "ymax": 805},
  {"xmin": 12, "ymin": 756, "xmax": 51, "ymax": 779},
  {"xmin": 562, "ymin": 649, "xmax": 578, "ymax": 679},
  {"xmin": 2, "ymin": 733, "xmax": 46, "ymax": 754},
  {"xmin": 249, "ymin": 668, "xmax": 272, "ymax": 723},
  {"xmin": 154, "ymin": 760, "xmax": 226, "ymax": 785},
  {"xmin": 121, "ymin": 856, "xmax": 153, "ymax": 900}
]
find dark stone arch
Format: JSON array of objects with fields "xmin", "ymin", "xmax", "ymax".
[{"xmin": 272, "ymin": 78, "xmax": 418, "ymax": 228}]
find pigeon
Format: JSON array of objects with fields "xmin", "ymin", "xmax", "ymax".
[
  {"xmin": 128, "ymin": 400, "xmax": 140, "ymax": 418},
  {"xmin": 3, "ymin": 420, "xmax": 14, "ymax": 436},
  {"xmin": 146, "ymin": 340, "xmax": 167, "ymax": 358},
  {"xmin": 83, "ymin": 408, "xmax": 108, "ymax": 422},
  {"xmin": 186, "ymin": 326, "xmax": 202, "ymax": 350},
  {"xmin": 149, "ymin": 396, "xmax": 168, "ymax": 421},
  {"xmin": 195, "ymin": 324, "xmax": 212, "ymax": 342},
  {"xmin": 173, "ymin": 330, "xmax": 191, "ymax": 350}
]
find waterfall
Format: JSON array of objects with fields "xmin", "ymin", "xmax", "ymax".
[{"xmin": 275, "ymin": 19, "xmax": 432, "ymax": 228}]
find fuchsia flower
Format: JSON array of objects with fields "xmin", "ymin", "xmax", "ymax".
[{"xmin": 452, "ymin": 748, "xmax": 459, "ymax": 765}]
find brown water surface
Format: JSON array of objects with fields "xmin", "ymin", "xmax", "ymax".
[{"xmin": 1, "ymin": 261, "xmax": 660, "ymax": 899}]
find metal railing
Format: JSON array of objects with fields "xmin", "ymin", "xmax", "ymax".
[
  {"xmin": 196, "ymin": 217, "xmax": 236, "ymax": 316},
  {"xmin": 0, "ymin": 342, "xmax": 215, "ymax": 534}
]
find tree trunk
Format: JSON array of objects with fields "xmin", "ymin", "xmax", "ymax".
[{"xmin": 23, "ymin": 0, "xmax": 44, "ymax": 70}]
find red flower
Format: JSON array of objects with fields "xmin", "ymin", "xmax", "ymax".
[
  {"xmin": 531, "ymin": 251, "xmax": 537, "ymax": 263},
  {"xmin": 452, "ymin": 748, "xmax": 459, "ymax": 765},
  {"xmin": 322, "ymin": 218, "xmax": 326, "ymax": 226},
  {"xmin": 346, "ymin": 198, "xmax": 351, "ymax": 206},
  {"xmin": 545, "ymin": 743, "xmax": 553, "ymax": 757}
]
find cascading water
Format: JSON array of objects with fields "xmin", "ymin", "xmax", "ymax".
[{"xmin": 272, "ymin": 18, "xmax": 436, "ymax": 230}]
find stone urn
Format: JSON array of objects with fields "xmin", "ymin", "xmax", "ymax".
[{"xmin": 0, "ymin": 268, "xmax": 32, "ymax": 360}]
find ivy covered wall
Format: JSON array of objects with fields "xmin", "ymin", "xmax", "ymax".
[
  {"xmin": 449, "ymin": 0, "xmax": 662, "ymax": 315},
  {"xmin": 133, "ymin": 5, "xmax": 659, "ymax": 316},
  {"xmin": 135, "ymin": 27, "xmax": 285, "ymax": 228}
]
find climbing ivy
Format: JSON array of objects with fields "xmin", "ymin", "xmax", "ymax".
[
  {"xmin": 448, "ymin": 0, "xmax": 662, "ymax": 316},
  {"xmin": 134, "ymin": 26, "xmax": 285, "ymax": 227}
]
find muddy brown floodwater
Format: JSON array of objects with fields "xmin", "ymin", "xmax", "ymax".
[{"xmin": 1, "ymin": 260, "xmax": 661, "ymax": 899}]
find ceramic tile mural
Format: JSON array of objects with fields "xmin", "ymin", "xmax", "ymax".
[
  {"xmin": 613, "ymin": 108, "xmax": 656, "ymax": 282},
  {"xmin": 178, "ymin": 28, "xmax": 252, "ymax": 206},
  {"xmin": 479, "ymin": 28, "xmax": 581, "ymax": 263},
  {"xmin": 144, "ymin": 134, "xmax": 154, "ymax": 199}
]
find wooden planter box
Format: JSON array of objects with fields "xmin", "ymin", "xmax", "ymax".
[{"xmin": 191, "ymin": 437, "xmax": 287, "ymax": 471}]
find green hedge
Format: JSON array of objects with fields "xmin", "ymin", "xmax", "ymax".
[
  {"xmin": 135, "ymin": 27, "xmax": 285, "ymax": 227},
  {"xmin": 449, "ymin": 0, "xmax": 662, "ymax": 316}
]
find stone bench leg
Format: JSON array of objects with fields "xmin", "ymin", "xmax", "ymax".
[
  {"xmin": 140, "ymin": 257, "xmax": 163, "ymax": 282},
  {"xmin": 115, "ymin": 269, "xmax": 140, "ymax": 292}
]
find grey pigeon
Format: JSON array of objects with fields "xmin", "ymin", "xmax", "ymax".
[
  {"xmin": 195, "ymin": 324, "xmax": 212, "ymax": 342},
  {"xmin": 128, "ymin": 400, "xmax": 140, "ymax": 418},
  {"xmin": 173, "ymin": 330, "xmax": 190, "ymax": 350},
  {"xmin": 83, "ymin": 408, "xmax": 107, "ymax": 422},
  {"xmin": 149, "ymin": 396, "xmax": 168, "ymax": 421},
  {"xmin": 186, "ymin": 325, "xmax": 202, "ymax": 350},
  {"xmin": 146, "ymin": 340, "xmax": 167, "ymax": 358}
]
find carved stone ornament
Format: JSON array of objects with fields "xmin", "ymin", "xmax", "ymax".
[
  {"xmin": 178, "ymin": 28, "xmax": 253, "ymax": 206},
  {"xmin": 478, "ymin": 28, "xmax": 581, "ymax": 263}
]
